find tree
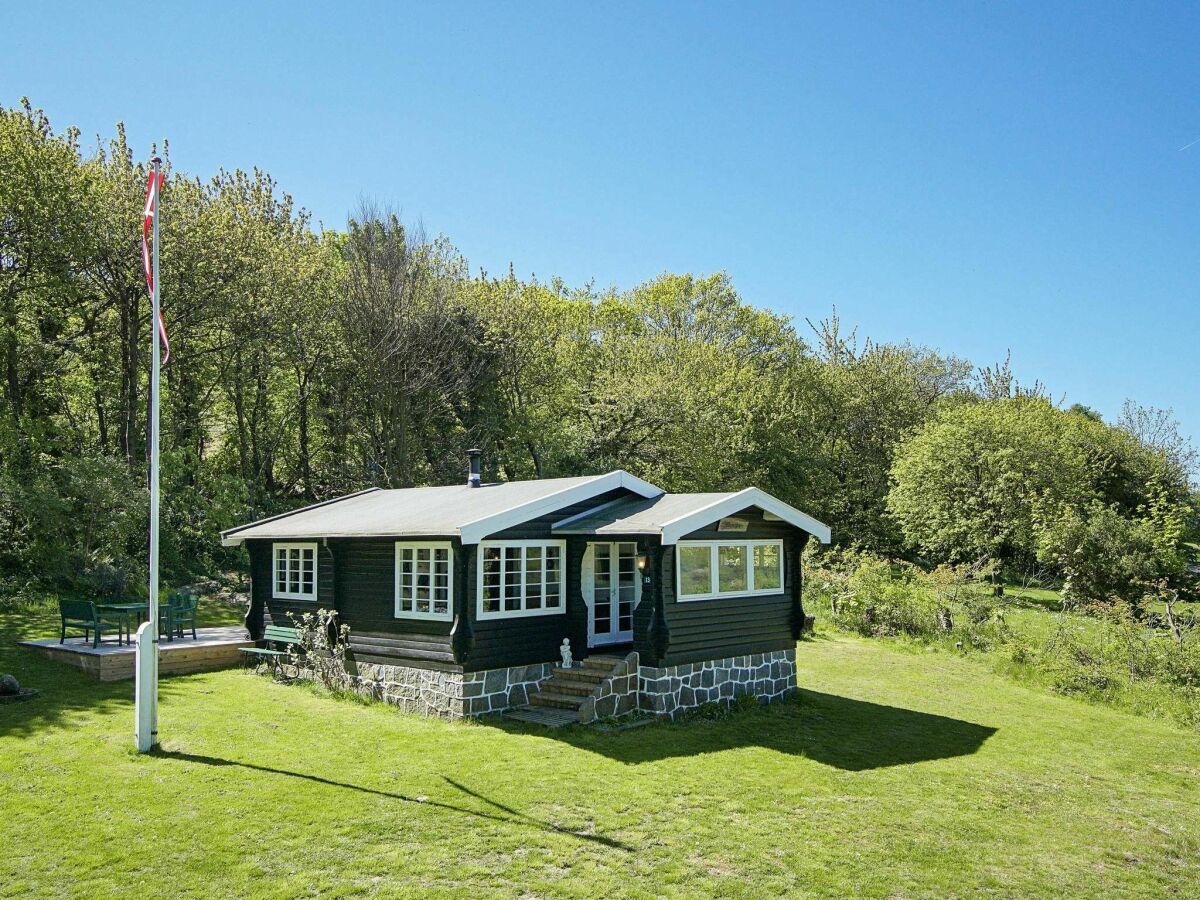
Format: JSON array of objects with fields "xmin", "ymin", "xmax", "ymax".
[
  {"xmin": 802, "ymin": 310, "xmax": 973, "ymax": 553},
  {"xmin": 888, "ymin": 399, "xmax": 1094, "ymax": 566},
  {"xmin": 1035, "ymin": 502, "xmax": 1158, "ymax": 608},
  {"xmin": 1117, "ymin": 400, "xmax": 1198, "ymax": 485},
  {"xmin": 335, "ymin": 205, "xmax": 485, "ymax": 487}
]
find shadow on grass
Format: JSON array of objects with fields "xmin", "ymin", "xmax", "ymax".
[
  {"xmin": 151, "ymin": 749, "xmax": 633, "ymax": 852},
  {"xmin": 490, "ymin": 689, "xmax": 997, "ymax": 771},
  {"xmin": 0, "ymin": 600, "xmax": 209, "ymax": 739}
]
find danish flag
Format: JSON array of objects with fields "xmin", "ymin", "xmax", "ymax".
[{"xmin": 142, "ymin": 168, "xmax": 170, "ymax": 362}]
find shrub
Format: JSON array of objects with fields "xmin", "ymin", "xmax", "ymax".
[
  {"xmin": 804, "ymin": 548, "xmax": 1200, "ymax": 728},
  {"xmin": 286, "ymin": 609, "xmax": 351, "ymax": 689},
  {"xmin": 805, "ymin": 548, "xmax": 1007, "ymax": 648}
]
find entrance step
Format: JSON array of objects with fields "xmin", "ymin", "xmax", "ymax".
[
  {"xmin": 504, "ymin": 650, "xmax": 639, "ymax": 727},
  {"xmin": 505, "ymin": 705, "xmax": 580, "ymax": 728},
  {"xmin": 530, "ymin": 689, "xmax": 587, "ymax": 710},
  {"xmin": 581, "ymin": 655, "xmax": 624, "ymax": 672}
]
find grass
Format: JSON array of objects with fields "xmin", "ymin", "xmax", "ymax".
[{"xmin": 2, "ymin": 602, "xmax": 1199, "ymax": 898}]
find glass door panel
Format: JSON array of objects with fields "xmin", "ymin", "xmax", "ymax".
[{"xmin": 589, "ymin": 542, "xmax": 636, "ymax": 646}]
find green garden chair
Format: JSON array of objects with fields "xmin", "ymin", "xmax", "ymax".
[{"xmin": 159, "ymin": 592, "xmax": 199, "ymax": 642}]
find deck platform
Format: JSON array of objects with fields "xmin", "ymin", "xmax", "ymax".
[{"xmin": 17, "ymin": 627, "xmax": 254, "ymax": 681}]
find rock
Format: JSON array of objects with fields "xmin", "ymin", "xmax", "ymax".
[{"xmin": 0, "ymin": 674, "xmax": 19, "ymax": 695}]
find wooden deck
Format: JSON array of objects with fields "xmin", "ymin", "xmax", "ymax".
[{"xmin": 17, "ymin": 627, "xmax": 254, "ymax": 681}]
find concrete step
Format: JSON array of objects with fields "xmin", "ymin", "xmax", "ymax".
[
  {"xmin": 582, "ymin": 655, "xmax": 623, "ymax": 672},
  {"xmin": 539, "ymin": 678, "xmax": 593, "ymax": 697},
  {"xmin": 551, "ymin": 666, "xmax": 607, "ymax": 683},
  {"xmin": 530, "ymin": 690, "xmax": 587, "ymax": 710},
  {"xmin": 504, "ymin": 705, "xmax": 580, "ymax": 728}
]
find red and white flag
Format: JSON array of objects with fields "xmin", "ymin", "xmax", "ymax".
[{"xmin": 142, "ymin": 168, "xmax": 170, "ymax": 362}]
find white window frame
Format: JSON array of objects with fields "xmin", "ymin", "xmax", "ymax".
[
  {"xmin": 476, "ymin": 539, "xmax": 567, "ymax": 620},
  {"xmin": 273, "ymin": 542, "xmax": 318, "ymax": 601},
  {"xmin": 394, "ymin": 541, "xmax": 454, "ymax": 622},
  {"xmin": 675, "ymin": 539, "xmax": 785, "ymax": 602}
]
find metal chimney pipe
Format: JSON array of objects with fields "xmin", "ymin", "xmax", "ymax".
[{"xmin": 467, "ymin": 449, "xmax": 482, "ymax": 487}]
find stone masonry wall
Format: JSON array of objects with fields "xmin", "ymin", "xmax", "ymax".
[
  {"xmin": 576, "ymin": 652, "xmax": 639, "ymax": 724},
  {"xmin": 285, "ymin": 649, "xmax": 794, "ymax": 721},
  {"xmin": 310, "ymin": 659, "xmax": 554, "ymax": 719},
  {"xmin": 637, "ymin": 649, "xmax": 796, "ymax": 718},
  {"xmin": 462, "ymin": 662, "xmax": 555, "ymax": 717}
]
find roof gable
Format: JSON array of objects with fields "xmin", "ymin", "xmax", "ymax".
[
  {"xmin": 553, "ymin": 488, "xmax": 831, "ymax": 543},
  {"xmin": 659, "ymin": 488, "xmax": 830, "ymax": 544}
]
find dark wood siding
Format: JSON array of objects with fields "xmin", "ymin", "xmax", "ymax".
[
  {"xmin": 457, "ymin": 489, "xmax": 639, "ymax": 672},
  {"xmin": 247, "ymin": 537, "xmax": 457, "ymax": 670},
  {"xmin": 247, "ymin": 539, "xmax": 335, "ymax": 636},
  {"xmin": 243, "ymin": 495, "xmax": 812, "ymax": 674},
  {"xmin": 657, "ymin": 507, "xmax": 807, "ymax": 667},
  {"xmin": 331, "ymin": 539, "xmax": 456, "ymax": 670},
  {"xmin": 460, "ymin": 535, "xmax": 584, "ymax": 672}
]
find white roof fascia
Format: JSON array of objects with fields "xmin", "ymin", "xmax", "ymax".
[
  {"xmin": 658, "ymin": 487, "xmax": 831, "ymax": 545},
  {"xmin": 550, "ymin": 495, "xmax": 632, "ymax": 532},
  {"xmin": 459, "ymin": 470, "xmax": 663, "ymax": 545},
  {"xmin": 220, "ymin": 488, "xmax": 384, "ymax": 547}
]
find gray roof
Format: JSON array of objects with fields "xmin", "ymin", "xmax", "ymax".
[
  {"xmin": 221, "ymin": 471, "xmax": 831, "ymax": 547},
  {"xmin": 221, "ymin": 471, "xmax": 664, "ymax": 546}
]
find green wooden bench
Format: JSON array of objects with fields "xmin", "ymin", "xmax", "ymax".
[
  {"xmin": 59, "ymin": 599, "xmax": 123, "ymax": 648},
  {"xmin": 239, "ymin": 625, "xmax": 303, "ymax": 676}
]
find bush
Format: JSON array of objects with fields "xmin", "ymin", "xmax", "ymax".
[
  {"xmin": 805, "ymin": 547, "xmax": 1200, "ymax": 729},
  {"xmin": 805, "ymin": 548, "xmax": 1007, "ymax": 648}
]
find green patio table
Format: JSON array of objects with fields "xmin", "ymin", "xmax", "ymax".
[{"xmin": 95, "ymin": 602, "xmax": 149, "ymax": 646}]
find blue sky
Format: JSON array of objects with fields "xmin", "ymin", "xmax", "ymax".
[{"xmin": 6, "ymin": 1, "xmax": 1199, "ymax": 443}]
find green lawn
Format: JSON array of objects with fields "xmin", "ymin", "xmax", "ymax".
[{"xmin": 2, "ymin": 603, "xmax": 1198, "ymax": 898}]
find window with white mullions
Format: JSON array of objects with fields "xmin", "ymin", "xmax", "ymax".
[
  {"xmin": 395, "ymin": 542, "xmax": 453, "ymax": 621},
  {"xmin": 676, "ymin": 539, "xmax": 785, "ymax": 601},
  {"xmin": 478, "ymin": 540, "xmax": 565, "ymax": 619},
  {"xmin": 273, "ymin": 542, "xmax": 317, "ymax": 600}
]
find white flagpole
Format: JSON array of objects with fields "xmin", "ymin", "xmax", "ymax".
[{"xmin": 136, "ymin": 153, "xmax": 163, "ymax": 753}]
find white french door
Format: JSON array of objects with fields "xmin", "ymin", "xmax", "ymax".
[{"xmin": 586, "ymin": 541, "xmax": 638, "ymax": 647}]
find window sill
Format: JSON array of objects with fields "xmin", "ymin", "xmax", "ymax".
[
  {"xmin": 476, "ymin": 606, "xmax": 567, "ymax": 621},
  {"xmin": 676, "ymin": 589, "xmax": 785, "ymax": 603},
  {"xmin": 394, "ymin": 612, "xmax": 454, "ymax": 623}
]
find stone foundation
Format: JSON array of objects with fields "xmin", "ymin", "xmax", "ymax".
[
  {"xmin": 289, "ymin": 648, "xmax": 795, "ymax": 721},
  {"xmin": 637, "ymin": 649, "xmax": 796, "ymax": 718},
  {"xmin": 320, "ymin": 659, "xmax": 553, "ymax": 719},
  {"xmin": 463, "ymin": 662, "xmax": 555, "ymax": 717}
]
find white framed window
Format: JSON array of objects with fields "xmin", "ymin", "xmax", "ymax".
[
  {"xmin": 478, "ymin": 540, "xmax": 566, "ymax": 619},
  {"xmin": 273, "ymin": 542, "xmax": 318, "ymax": 601},
  {"xmin": 676, "ymin": 539, "xmax": 784, "ymax": 601},
  {"xmin": 395, "ymin": 542, "xmax": 453, "ymax": 621}
]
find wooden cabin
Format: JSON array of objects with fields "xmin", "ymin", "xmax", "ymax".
[{"xmin": 221, "ymin": 452, "xmax": 830, "ymax": 722}]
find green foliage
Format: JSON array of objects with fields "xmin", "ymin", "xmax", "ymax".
[
  {"xmin": 1035, "ymin": 502, "xmax": 1158, "ymax": 608},
  {"xmin": 807, "ymin": 549, "xmax": 1200, "ymax": 730},
  {"xmin": 2, "ymin": 100, "xmax": 1197, "ymax": 614},
  {"xmin": 888, "ymin": 398, "xmax": 1094, "ymax": 564},
  {"xmin": 806, "ymin": 547, "xmax": 1008, "ymax": 649},
  {"xmin": 888, "ymin": 396, "xmax": 1198, "ymax": 601}
]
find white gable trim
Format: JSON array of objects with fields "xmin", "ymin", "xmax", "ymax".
[
  {"xmin": 550, "ymin": 495, "xmax": 634, "ymax": 533},
  {"xmin": 658, "ymin": 487, "xmax": 831, "ymax": 545},
  {"xmin": 220, "ymin": 488, "xmax": 383, "ymax": 547},
  {"xmin": 459, "ymin": 470, "xmax": 664, "ymax": 545}
]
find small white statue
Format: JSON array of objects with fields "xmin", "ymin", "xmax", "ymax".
[{"xmin": 560, "ymin": 638, "xmax": 573, "ymax": 668}]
